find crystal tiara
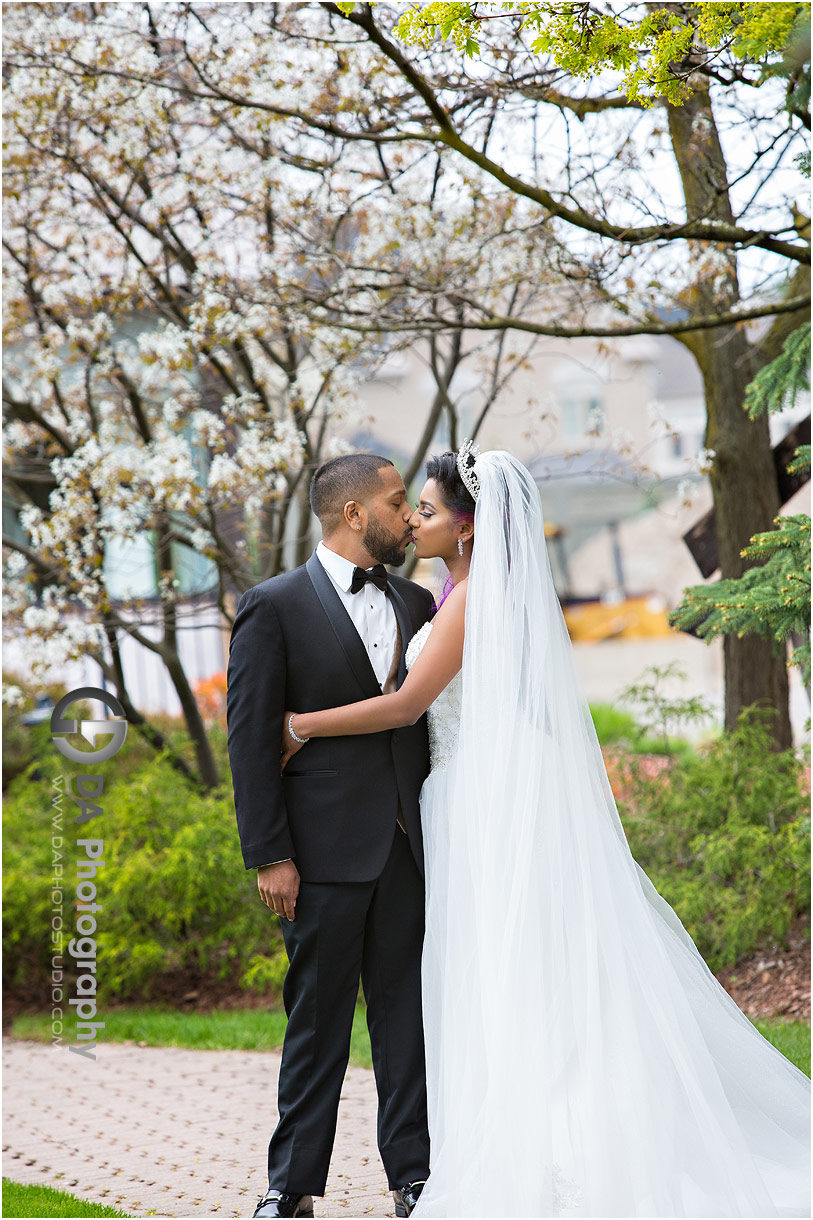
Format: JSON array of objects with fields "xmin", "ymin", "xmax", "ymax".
[{"xmin": 456, "ymin": 438, "xmax": 481, "ymax": 501}]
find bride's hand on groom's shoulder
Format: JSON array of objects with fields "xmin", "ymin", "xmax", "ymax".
[{"xmin": 281, "ymin": 711, "xmax": 305, "ymax": 771}]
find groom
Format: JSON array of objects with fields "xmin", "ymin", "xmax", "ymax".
[{"xmin": 227, "ymin": 453, "xmax": 434, "ymax": 1219}]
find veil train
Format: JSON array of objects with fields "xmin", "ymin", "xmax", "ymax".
[{"xmin": 413, "ymin": 451, "xmax": 810, "ymax": 1219}]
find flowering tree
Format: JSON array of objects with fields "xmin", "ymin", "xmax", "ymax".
[
  {"xmin": 280, "ymin": 0, "xmax": 810, "ymax": 745},
  {"xmin": 2, "ymin": 2, "xmax": 553, "ymax": 784},
  {"xmin": 5, "ymin": 2, "xmax": 809, "ymax": 760}
]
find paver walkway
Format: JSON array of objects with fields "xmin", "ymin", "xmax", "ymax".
[{"xmin": 2, "ymin": 1038, "xmax": 392, "ymax": 1218}]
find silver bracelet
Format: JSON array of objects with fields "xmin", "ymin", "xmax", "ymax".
[{"xmin": 288, "ymin": 713, "xmax": 310, "ymax": 745}]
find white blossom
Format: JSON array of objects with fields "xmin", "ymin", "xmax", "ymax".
[
  {"xmin": 5, "ymin": 552, "xmax": 29, "ymax": 578},
  {"xmin": 2, "ymin": 684, "xmax": 26, "ymax": 709}
]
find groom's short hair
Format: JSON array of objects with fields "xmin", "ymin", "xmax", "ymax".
[{"xmin": 309, "ymin": 452, "xmax": 394, "ymax": 531}]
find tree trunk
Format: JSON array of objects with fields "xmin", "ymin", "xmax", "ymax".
[
  {"xmin": 293, "ymin": 476, "xmax": 314, "ymax": 569},
  {"xmin": 155, "ymin": 513, "xmax": 221, "ymax": 786},
  {"xmin": 163, "ymin": 649, "xmax": 221, "ymax": 788},
  {"xmin": 701, "ymin": 335, "xmax": 791, "ymax": 745},
  {"xmin": 668, "ymin": 77, "xmax": 792, "ymax": 748},
  {"xmin": 101, "ymin": 617, "xmax": 199, "ymax": 784}
]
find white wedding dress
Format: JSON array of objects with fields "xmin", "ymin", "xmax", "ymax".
[{"xmin": 403, "ymin": 451, "xmax": 810, "ymax": 1219}]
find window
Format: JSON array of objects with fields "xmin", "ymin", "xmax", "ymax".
[{"xmin": 560, "ymin": 396, "xmax": 605, "ymax": 438}]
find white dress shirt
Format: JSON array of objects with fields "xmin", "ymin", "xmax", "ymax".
[
  {"xmin": 257, "ymin": 543, "xmax": 399, "ymax": 869},
  {"xmin": 314, "ymin": 541, "xmax": 398, "ymax": 687}
]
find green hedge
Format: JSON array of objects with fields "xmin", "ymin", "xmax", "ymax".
[
  {"xmin": 3, "ymin": 703, "xmax": 808, "ymax": 1003},
  {"xmin": 2, "ymin": 747, "xmax": 286, "ymax": 1003},
  {"xmin": 620, "ymin": 707, "xmax": 810, "ymax": 971}
]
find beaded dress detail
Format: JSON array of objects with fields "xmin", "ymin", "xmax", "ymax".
[{"xmin": 405, "ymin": 622, "xmax": 462, "ymax": 772}]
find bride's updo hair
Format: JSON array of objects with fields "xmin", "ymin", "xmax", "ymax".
[{"xmin": 425, "ymin": 451, "xmax": 477, "ymax": 521}]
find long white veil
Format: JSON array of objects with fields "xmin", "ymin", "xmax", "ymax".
[{"xmin": 416, "ymin": 451, "xmax": 810, "ymax": 1218}]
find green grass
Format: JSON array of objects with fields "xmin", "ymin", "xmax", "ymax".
[
  {"xmin": 2, "ymin": 1178, "xmax": 131, "ymax": 1217},
  {"xmin": 754, "ymin": 1019, "xmax": 811, "ymax": 1077},
  {"xmin": 11, "ymin": 1005, "xmax": 808, "ymax": 1078},
  {"xmin": 11, "ymin": 1003, "xmax": 374, "ymax": 1068},
  {"xmin": 589, "ymin": 702, "xmax": 695, "ymax": 756}
]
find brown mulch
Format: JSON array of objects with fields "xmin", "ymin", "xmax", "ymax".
[
  {"xmin": 6, "ymin": 927, "xmax": 809, "ymax": 1033},
  {"xmin": 127, "ymin": 938, "xmax": 813, "ymax": 1023},
  {"xmin": 715, "ymin": 916, "xmax": 811, "ymax": 1020},
  {"xmin": 145, "ymin": 927, "xmax": 810, "ymax": 1022}
]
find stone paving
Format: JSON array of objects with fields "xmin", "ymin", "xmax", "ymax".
[{"xmin": 2, "ymin": 1038, "xmax": 393, "ymax": 1218}]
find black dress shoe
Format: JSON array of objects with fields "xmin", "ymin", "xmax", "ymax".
[
  {"xmin": 252, "ymin": 1189, "xmax": 314, "ymax": 1218},
  {"xmin": 392, "ymin": 1181, "xmax": 426, "ymax": 1217}
]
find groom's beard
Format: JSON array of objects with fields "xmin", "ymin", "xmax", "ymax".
[{"xmin": 364, "ymin": 516, "xmax": 409, "ymax": 567}]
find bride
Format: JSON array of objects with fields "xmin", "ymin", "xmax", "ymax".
[{"xmin": 281, "ymin": 444, "xmax": 810, "ymax": 1218}]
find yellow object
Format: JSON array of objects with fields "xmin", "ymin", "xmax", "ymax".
[{"xmin": 564, "ymin": 594, "xmax": 676, "ymax": 641}]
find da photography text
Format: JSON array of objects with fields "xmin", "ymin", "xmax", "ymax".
[{"xmin": 49, "ymin": 687, "xmax": 128, "ymax": 1060}]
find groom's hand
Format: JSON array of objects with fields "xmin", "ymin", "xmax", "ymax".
[{"xmin": 257, "ymin": 859, "xmax": 300, "ymax": 921}]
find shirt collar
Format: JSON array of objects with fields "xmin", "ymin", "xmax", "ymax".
[{"xmin": 316, "ymin": 540, "xmax": 369, "ymax": 594}]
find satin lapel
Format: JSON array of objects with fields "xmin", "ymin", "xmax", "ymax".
[
  {"xmin": 386, "ymin": 582, "xmax": 413, "ymax": 686},
  {"xmin": 305, "ymin": 551, "xmax": 382, "ymax": 700}
]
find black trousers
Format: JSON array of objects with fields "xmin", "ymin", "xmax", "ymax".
[{"xmin": 267, "ymin": 826, "xmax": 430, "ymax": 1196}]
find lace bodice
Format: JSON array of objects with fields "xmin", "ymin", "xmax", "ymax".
[{"xmin": 405, "ymin": 621, "xmax": 462, "ymax": 772}]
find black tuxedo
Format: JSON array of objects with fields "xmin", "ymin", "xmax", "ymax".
[
  {"xmin": 227, "ymin": 551, "xmax": 433, "ymax": 880},
  {"xmin": 226, "ymin": 549, "xmax": 434, "ymax": 1196}
]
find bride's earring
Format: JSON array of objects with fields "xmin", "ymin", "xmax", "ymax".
[{"xmin": 458, "ymin": 538, "xmax": 464, "ymax": 556}]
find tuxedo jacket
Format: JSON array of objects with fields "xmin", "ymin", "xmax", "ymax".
[{"xmin": 226, "ymin": 551, "xmax": 435, "ymax": 882}]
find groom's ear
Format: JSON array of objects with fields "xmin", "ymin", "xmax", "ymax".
[{"xmin": 343, "ymin": 500, "xmax": 364, "ymax": 532}]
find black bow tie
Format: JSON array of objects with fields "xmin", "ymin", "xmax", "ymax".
[{"xmin": 350, "ymin": 564, "xmax": 389, "ymax": 595}]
